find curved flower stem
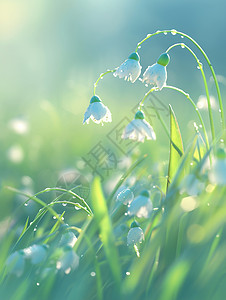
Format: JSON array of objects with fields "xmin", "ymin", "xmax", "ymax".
[
  {"xmin": 93, "ymin": 69, "xmax": 116, "ymax": 95},
  {"xmin": 138, "ymin": 87, "xmax": 170, "ymax": 138},
  {"xmin": 166, "ymin": 42, "xmax": 215, "ymax": 142},
  {"xmin": 163, "ymin": 85, "xmax": 209, "ymax": 151},
  {"xmin": 139, "ymin": 85, "xmax": 209, "ymax": 151},
  {"xmin": 136, "ymin": 29, "xmax": 225, "ymax": 132}
]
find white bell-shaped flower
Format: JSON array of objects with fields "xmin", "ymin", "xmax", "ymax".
[
  {"xmin": 209, "ymin": 148, "xmax": 226, "ymax": 185},
  {"xmin": 59, "ymin": 231, "xmax": 77, "ymax": 248},
  {"xmin": 6, "ymin": 250, "xmax": 25, "ymax": 277},
  {"xmin": 127, "ymin": 221, "xmax": 144, "ymax": 245},
  {"xmin": 56, "ymin": 246, "xmax": 79, "ymax": 274},
  {"xmin": 83, "ymin": 95, "xmax": 112, "ymax": 125},
  {"xmin": 116, "ymin": 188, "xmax": 134, "ymax": 205},
  {"xmin": 23, "ymin": 244, "xmax": 48, "ymax": 264},
  {"xmin": 114, "ymin": 52, "xmax": 142, "ymax": 83},
  {"xmin": 142, "ymin": 53, "xmax": 170, "ymax": 90},
  {"xmin": 128, "ymin": 190, "xmax": 153, "ymax": 218},
  {"xmin": 122, "ymin": 111, "xmax": 156, "ymax": 143}
]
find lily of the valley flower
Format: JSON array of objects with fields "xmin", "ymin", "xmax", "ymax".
[
  {"xmin": 23, "ymin": 244, "xmax": 48, "ymax": 265},
  {"xmin": 127, "ymin": 221, "xmax": 144, "ymax": 245},
  {"xmin": 59, "ymin": 231, "xmax": 77, "ymax": 248},
  {"xmin": 209, "ymin": 147, "xmax": 226, "ymax": 185},
  {"xmin": 114, "ymin": 52, "xmax": 142, "ymax": 83},
  {"xmin": 56, "ymin": 246, "xmax": 79, "ymax": 274},
  {"xmin": 142, "ymin": 52, "xmax": 170, "ymax": 90},
  {"xmin": 122, "ymin": 111, "xmax": 156, "ymax": 142},
  {"xmin": 83, "ymin": 95, "xmax": 112, "ymax": 125},
  {"xmin": 116, "ymin": 188, "xmax": 134, "ymax": 205},
  {"xmin": 128, "ymin": 190, "xmax": 153, "ymax": 218},
  {"xmin": 6, "ymin": 250, "xmax": 25, "ymax": 277}
]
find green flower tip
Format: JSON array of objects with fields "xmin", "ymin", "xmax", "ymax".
[
  {"xmin": 216, "ymin": 147, "xmax": 226, "ymax": 160},
  {"xmin": 157, "ymin": 53, "xmax": 170, "ymax": 66},
  {"xmin": 135, "ymin": 110, "xmax": 145, "ymax": 119},
  {"xmin": 128, "ymin": 52, "xmax": 140, "ymax": 61},
  {"xmin": 131, "ymin": 220, "xmax": 140, "ymax": 228},
  {"xmin": 90, "ymin": 95, "xmax": 101, "ymax": 104},
  {"xmin": 140, "ymin": 190, "xmax": 149, "ymax": 197}
]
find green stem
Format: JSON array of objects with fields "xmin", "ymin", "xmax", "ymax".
[
  {"xmin": 136, "ymin": 29, "xmax": 225, "ymax": 131},
  {"xmin": 166, "ymin": 42, "xmax": 215, "ymax": 142},
  {"xmin": 139, "ymin": 87, "xmax": 170, "ymax": 138},
  {"xmin": 93, "ymin": 69, "xmax": 116, "ymax": 95}
]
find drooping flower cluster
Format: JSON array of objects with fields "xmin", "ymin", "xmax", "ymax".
[
  {"xmin": 5, "ymin": 231, "xmax": 79, "ymax": 277},
  {"xmin": 83, "ymin": 51, "xmax": 171, "ymax": 143}
]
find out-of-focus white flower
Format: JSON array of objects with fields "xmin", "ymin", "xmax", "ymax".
[
  {"xmin": 23, "ymin": 244, "xmax": 48, "ymax": 264},
  {"xmin": 7, "ymin": 145, "xmax": 24, "ymax": 163},
  {"xmin": 197, "ymin": 95, "xmax": 217, "ymax": 110},
  {"xmin": 114, "ymin": 52, "xmax": 142, "ymax": 83},
  {"xmin": 8, "ymin": 118, "xmax": 29, "ymax": 135},
  {"xmin": 116, "ymin": 188, "xmax": 134, "ymax": 205},
  {"xmin": 6, "ymin": 250, "xmax": 25, "ymax": 277},
  {"xmin": 209, "ymin": 148, "xmax": 226, "ymax": 185},
  {"xmin": 59, "ymin": 231, "xmax": 77, "ymax": 248},
  {"xmin": 180, "ymin": 174, "xmax": 205, "ymax": 196},
  {"xmin": 128, "ymin": 190, "xmax": 153, "ymax": 218},
  {"xmin": 142, "ymin": 53, "xmax": 170, "ymax": 90},
  {"xmin": 56, "ymin": 247, "xmax": 79, "ymax": 274},
  {"xmin": 127, "ymin": 221, "xmax": 144, "ymax": 245},
  {"xmin": 83, "ymin": 95, "xmax": 112, "ymax": 125},
  {"xmin": 122, "ymin": 111, "xmax": 156, "ymax": 143}
]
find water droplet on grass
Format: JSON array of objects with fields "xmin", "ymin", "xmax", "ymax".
[
  {"xmin": 62, "ymin": 203, "xmax": 67, "ymax": 207},
  {"xmin": 90, "ymin": 272, "xmax": 96, "ymax": 277},
  {"xmin": 181, "ymin": 43, "xmax": 185, "ymax": 48},
  {"xmin": 36, "ymin": 283, "xmax": 40, "ymax": 286},
  {"xmin": 126, "ymin": 271, "xmax": 130, "ymax": 276}
]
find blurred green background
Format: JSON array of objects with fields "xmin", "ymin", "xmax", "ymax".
[{"xmin": 0, "ymin": 0, "xmax": 225, "ymax": 220}]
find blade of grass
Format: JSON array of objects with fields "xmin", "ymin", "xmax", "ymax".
[
  {"xmin": 91, "ymin": 177, "xmax": 121, "ymax": 287},
  {"xmin": 167, "ymin": 105, "xmax": 184, "ymax": 189}
]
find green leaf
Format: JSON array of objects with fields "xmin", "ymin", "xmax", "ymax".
[
  {"xmin": 167, "ymin": 105, "xmax": 184, "ymax": 189},
  {"xmin": 91, "ymin": 177, "xmax": 121, "ymax": 286}
]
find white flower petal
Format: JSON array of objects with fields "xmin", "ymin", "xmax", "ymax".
[
  {"xmin": 127, "ymin": 227, "xmax": 144, "ymax": 245},
  {"xmin": 209, "ymin": 159, "xmax": 226, "ymax": 185},
  {"xmin": 114, "ymin": 59, "xmax": 142, "ymax": 83},
  {"xmin": 6, "ymin": 251, "xmax": 25, "ymax": 277},
  {"xmin": 128, "ymin": 195, "xmax": 153, "ymax": 218},
  {"xmin": 122, "ymin": 119, "xmax": 156, "ymax": 142},
  {"xmin": 24, "ymin": 245, "xmax": 47, "ymax": 264},
  {"xmin": 83, "ymin": 102, "xmax": 112, "ymax": 125},
  {"xmin": 143, "ymin": 63, "xmax": 167, "ymax": 90}
]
